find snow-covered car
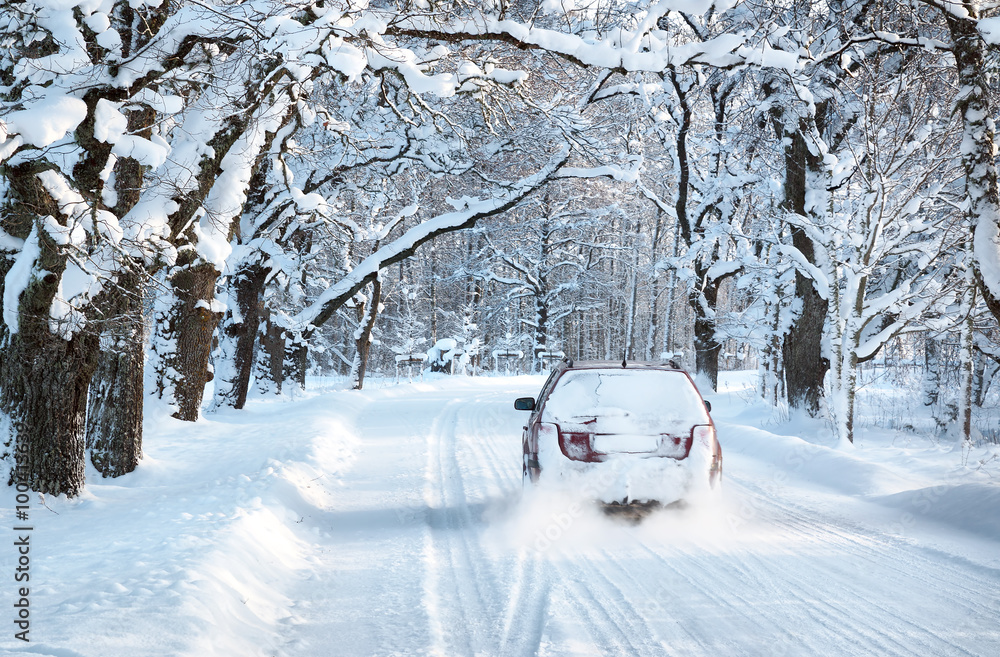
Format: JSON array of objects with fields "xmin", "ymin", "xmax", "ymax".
[{"xmin": 515, "ymin": 360, "xmax": 722, "ymax": 508}]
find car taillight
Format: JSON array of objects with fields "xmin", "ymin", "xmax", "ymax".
[
  {"xmin": 560, "ymin": 430, "xmax": 594, "ymax": 461},
  {"xmin": 660, "ymin": 433, "xmax": 693, "ymax": 459},
  {"xmin": 692, "ymin": 424, "xmax": 716, "ymax": 448},
  {"xmin": 536, "ymin": 422, "xmax": 558, "ymax": 445}
]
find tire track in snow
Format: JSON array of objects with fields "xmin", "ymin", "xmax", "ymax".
[
  {"xmin": 458, "ymin": 394, "xmax": 520, "ymax": 498},
  {"xmin": 460, "ymin": 392, "xmax": 552, "ymax": 657},
  {"xmin": 559, "ymin": 553, "xmax": 673, "ymax": 655},
  {"xmin": 497, "ymin": 550, "xmax": 551, "ymax": 657},
  {"xmin": 656, "ymin": 476, "xmax": 996, "ymax": 656},
  {"xmin": 423, "ymin": 399, "xmax": 492, "ymax": 657},
  {"xmin": 591, "ymin": 545, "xmax": 730, "ymax": 656},
  {"xmin": 636, "ymin": 532, "xmax": 901, "ymax": 657},
  {"xmin": 414, "ymin": 383, "xmax": 998, "ymax": 657},
  {"xmin": 756, "ymin": 492, "xmax": 994, "ymax": 655},
  {"xmin": 731, "ymin": 473, "xmax": 1000, "ymax": 630},
  {"xmin": 422, "ymin": 392, "xmax": 551, "ymax": 657}
]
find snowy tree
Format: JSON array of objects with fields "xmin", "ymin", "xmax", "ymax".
[
  {"xmin": 6, "ymin": 0, "xmax": 763, "ymax": 494},
  {"xmin": 798, "ymin": 54, "xmax": 965, "ymax": 444}
]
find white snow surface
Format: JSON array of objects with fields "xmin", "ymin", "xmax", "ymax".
[
  {"xmin": 2, "ymin": 373, "xmax": 999, "ymax": 656},
  {"xmin": 1, "ymin": 95, "xmax": 87, "ymax": 148},
  {"xmin": 1, "ymin": 226, "xmax": 40, "ymax": 334}
]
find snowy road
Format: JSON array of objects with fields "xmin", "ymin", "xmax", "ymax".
[
  {"xmin": 5, "ymin": 375, "xmax": 999, "ymax": 657},
  {"xmin": 274, "ymin": 377, "xmax": 1000, "ymax": 657}
]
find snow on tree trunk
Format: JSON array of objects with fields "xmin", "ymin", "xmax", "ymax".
[
  {"xmin": 213, "ymin": 264, "xmax": 268, "ymax": 409},
  {"xmin": 923, "ymin": 335, "xmax": 942, "ymax": 408},
  {"xmin": 0, "ymin": 166, "xmax": 99, "ymax": 495},
  {"xmin": 256, "ymin": 316, "xmax": 285, "ymax": 396},
  {"xmin": 284, "ymin": 334, "xmax": 309, "ymax": 394},
  {"xmin": 625, "ymin": 218, "xmax": 640, "ymax": 360},
  {"xmin": 532, "ymin": 295, "xmax": 550, "ymax": 374},
  {"xmin": 944, "ymin": 7, "xmax": 1000, "ymax": 323},
  {"xmin": 782, "ymin": 127, "xmax": 830, "ymax": 417},
  {"xmin": 690, "ymin": 267, "xmax": 722, "ymax": 392},
  {"xmin": 84, "ymin": 103, "xmax": 156, "ymax": 476},
  {"xmin": 960, "ymin": 263, "xmax": 976, "ymax": 445},
  {"xmin": 86, "ymin": 273, "xmax": 145, "ymax": 477},
  {"xmin": 350, "ymin": 277, "xmax": 382, "ymax": 391},
  {"xmin": 151, "ymin": 260, "xmax": 223, "ymax": 421}
]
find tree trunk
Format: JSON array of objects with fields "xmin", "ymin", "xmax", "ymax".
[
  {"xmin": 350, "ymin": 277, "xmax": 382, "ymax": 390},
  {"xmin": 959, "ymin": 266, "xmax": 976, "ymax": 444},
  {"xmin": 782, "ymin": 128, "xmax": 829, "ymax": 416},
  {"xmin": 152, "ymin": 259, "xmax": 222, "ymax": 420},
  {"xmin": 923, "ymin": 335, "xmax": 941, "ymax": 408},
  {"xmin": 256, "ymin": 315, "xmax": 285, "ymax": 395},
  {"xmin": 213, "ymin": 264, "xmax": 268, "ymax": 409},
  {"xmin": 783, "ymin": 275, "xmax": 828, "ymax": 415},
  {"xmin": 284, "ymin": 334, "xmax": 309, "ymax": 393},
  {"xmin": 86, "ymin": 272, "xmax": 145, "ymax": 477},
  {"xmin": 690, "ymin": 268, "xmax": 722, "ymax": 391},
  {"xmin": 763, "ymin": 290, "xmax": 784, "ymax": 407},
  {"xmin": 429, "ymin": 244, "xmax": 438, "ymax": 343},
  {"xmin": 625, "ymin": 234, "xmax": 640, "ymax": 361},
  {"xmin": 83, "ymin": 97, "xmax": 155, "ymax": 476},
  {"xmin": 0, "ymin": 165, "xmax": 100, "ymax": 496},
  {"xmin": 533, "ymin": 296, "xmax": 549, "ymax": 372},
  {"xmin": 2, "ymin": 332, "xmax": 98, "ymax": 495},
  {"xmin": 943, "ymin": 7, "xmax": 1000, "ymax": 323}
]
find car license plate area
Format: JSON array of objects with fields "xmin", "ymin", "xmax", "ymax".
[{"xmin": 593, "ymin": 434, "xmax": 659, "ymax": 454}]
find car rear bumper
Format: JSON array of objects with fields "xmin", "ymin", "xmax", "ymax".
[{"xmin": 533, "ymin": 455, "xmax": 695, "ymax": 505}]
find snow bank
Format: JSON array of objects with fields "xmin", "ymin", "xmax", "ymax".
[
  {"xmin": 716, "ymin": 421, "xmax": 920, "ymax": 497},
  {"xmin": 871, "ymin": 483, "xmax": 1000, "ymax": 542},
  {"xmin": 4, "ymin": 391, "xmax": 364, "ymax": 655}
]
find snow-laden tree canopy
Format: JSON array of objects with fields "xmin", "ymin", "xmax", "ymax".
[{"xmin": 5, "ymin": 0, "xmax": 1000, "ymax": 495}]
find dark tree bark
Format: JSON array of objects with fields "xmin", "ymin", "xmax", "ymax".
[
  {"xmin": 691, "ymin": 264, "xmax": 722, "ymax": 391},
  {"xmin": 351, "ymin": 277, "xmax": 382, "ymax": 390},
  {"xmin": 0, "ymin": 164, "xmax": 99, "ymax": 496},
  {"xmin": 84, "ymin": 102, "xmax": 155, "ymax": 477},
  {"xmin": 156, "ymin": 258, "xmax": 223, "ymax": 420},
  {"xmin": 284, "ymin": 334, "xmax": 309, "ymax": 392},
  {"xmin": 215, "ymin": 264, "xmax": 269, "ymax": 409},
  {"xmin": 1, "ymin": 327, "xmax": 97, "ymax": 496},
  {"xmin": 257, "ymin": 315, "xmax": 285, "ymax": 395},
  {"xmin": 86, "ymin": 272, "xmax": 145, "ymax": 477},
  {"xmin": 153, "ymin": 99, "xmax": 290, "ymax": 420},
  {"xmin": 782, "ymin": 127, "xmax": 830, "ymax": 415}
]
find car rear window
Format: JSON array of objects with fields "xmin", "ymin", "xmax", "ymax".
[{"xmin": 541, "ymin": 369, "xmax": 709, "ymax": 435}]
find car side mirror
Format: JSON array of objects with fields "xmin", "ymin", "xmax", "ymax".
[
  {"xmin": 514, "ymin": 397, "xmax": 535, "ymax": 411},
  {"xmin": 704, "ymin": 400, "xmax": 712, "ymax": 413}
]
